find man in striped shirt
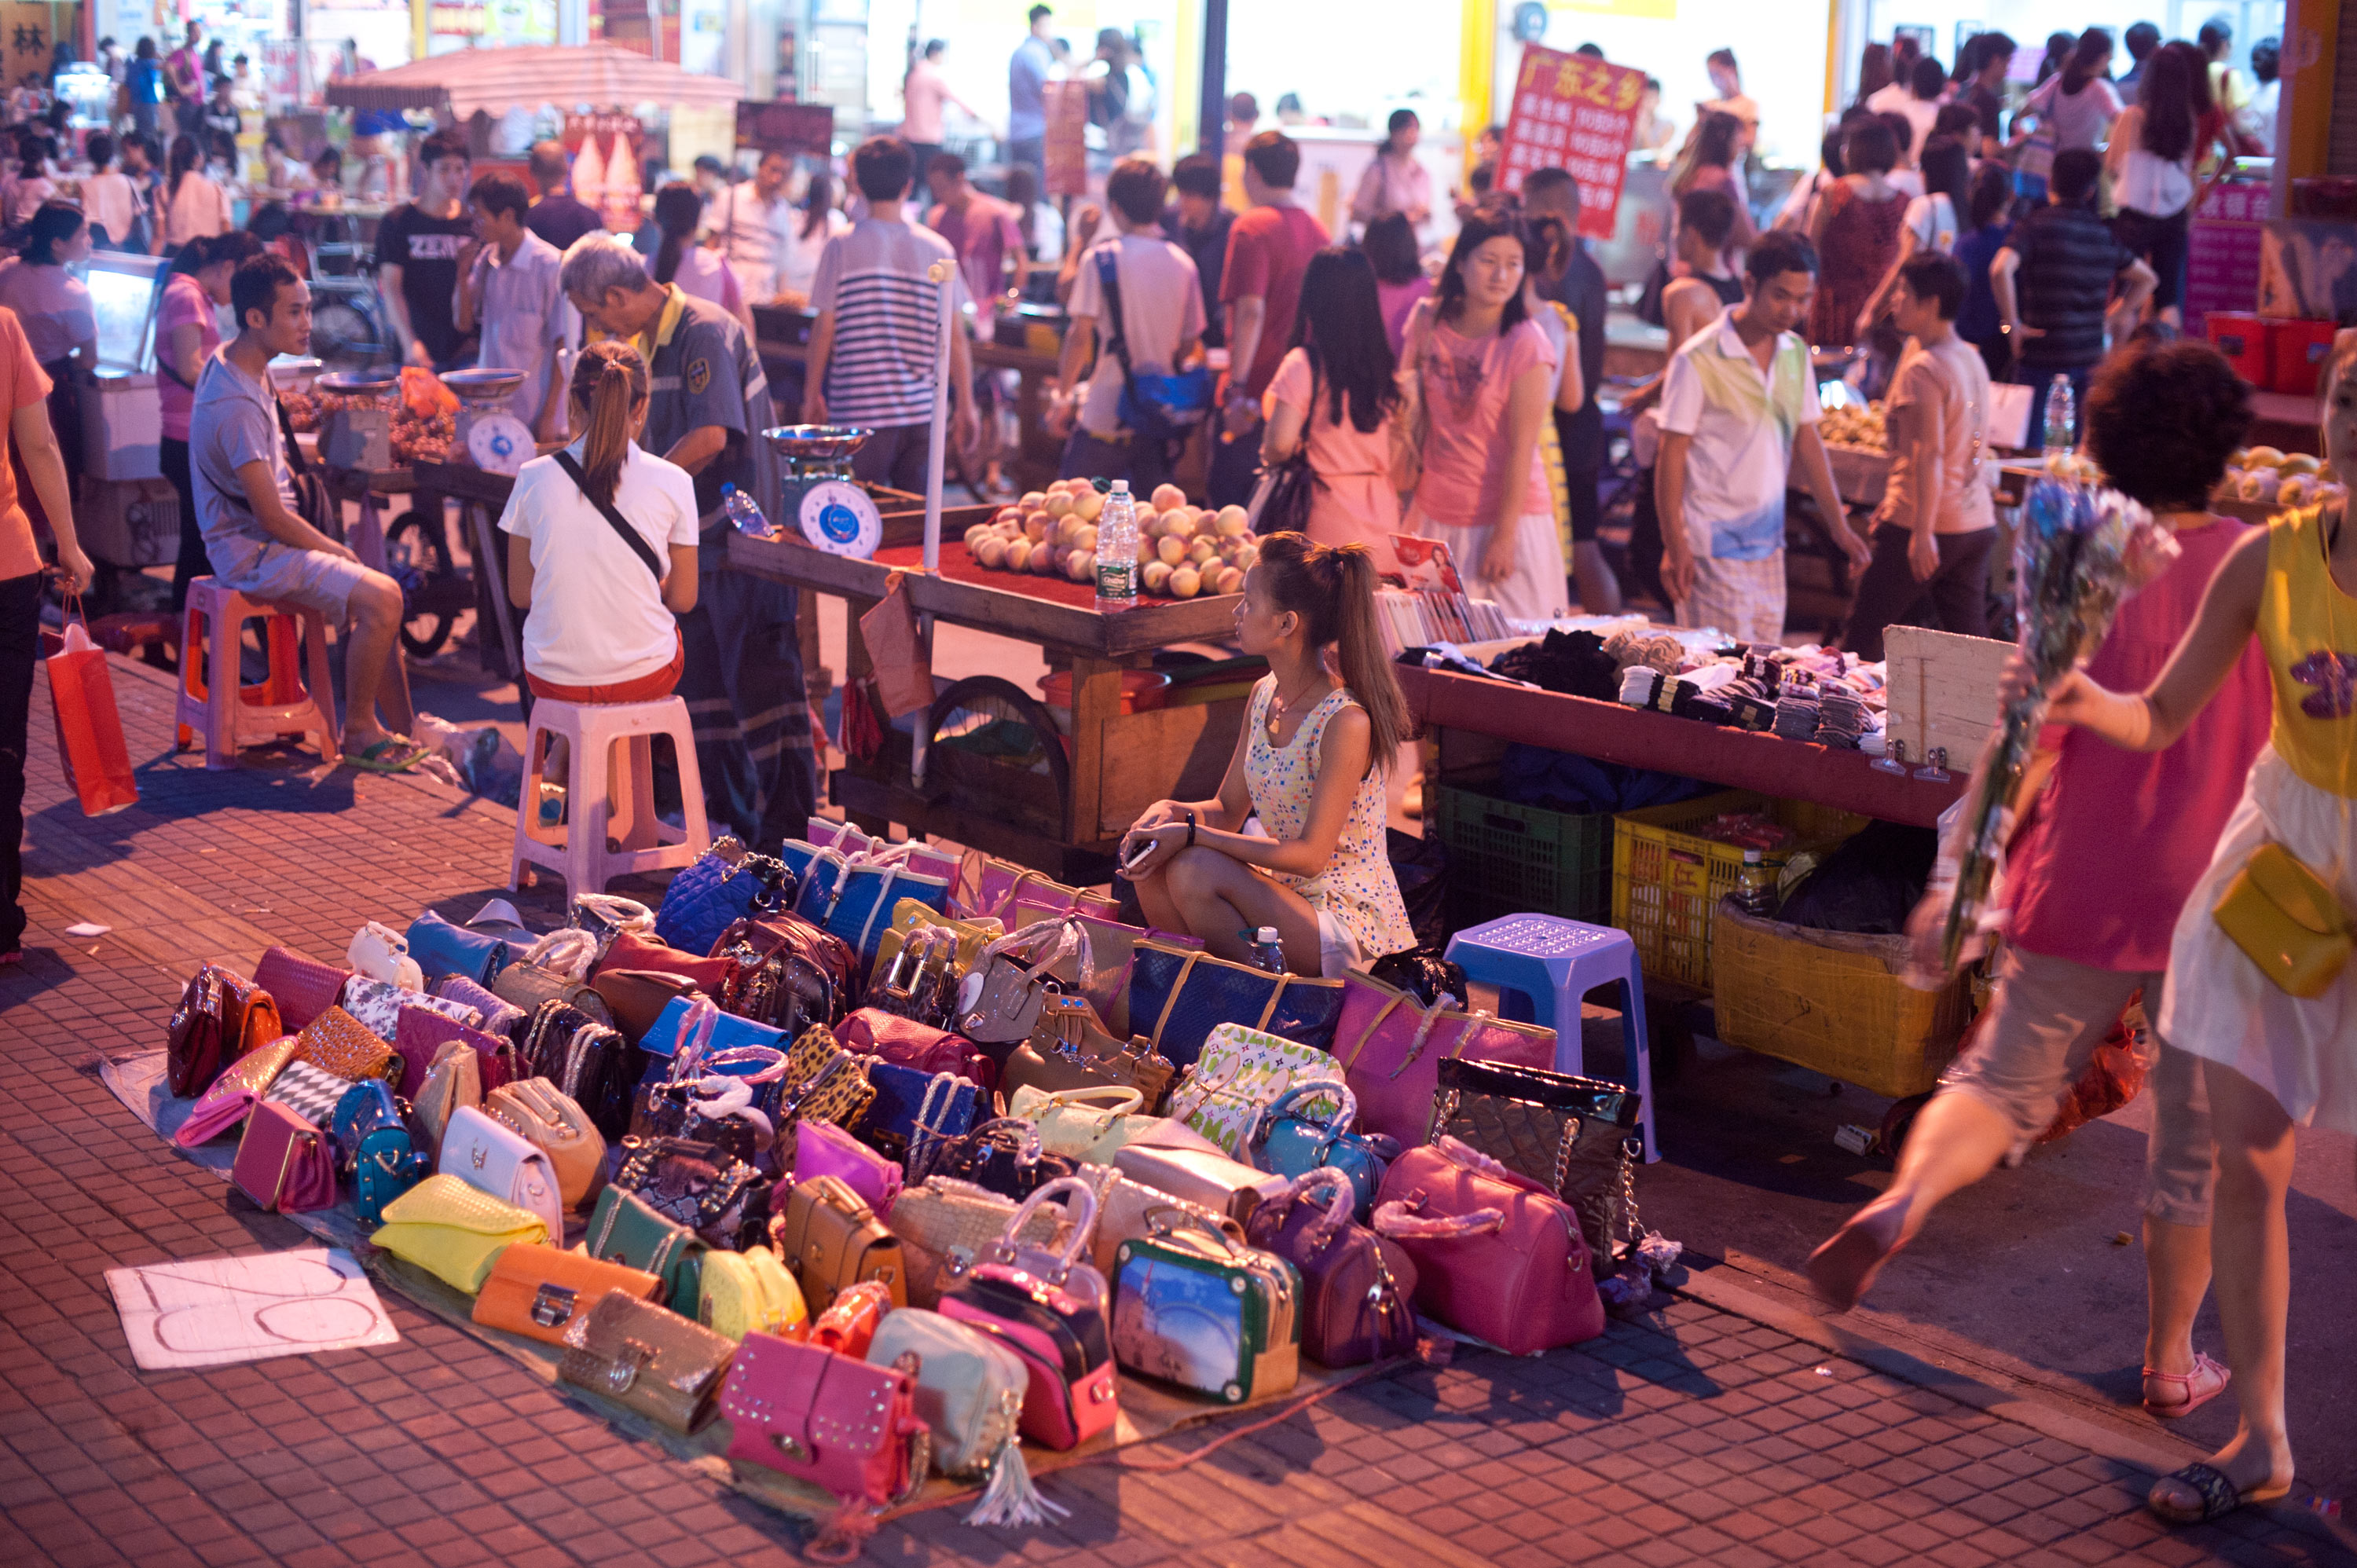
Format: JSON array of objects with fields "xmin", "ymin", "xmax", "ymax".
[{"xmin": 801, "ymin": 137, "xmax": 979, "ymax": 493}]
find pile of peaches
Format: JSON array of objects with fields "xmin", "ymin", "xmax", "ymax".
[{"xmin": 963, "ymin": 481, "xmax": 1259, "ymax": 599}]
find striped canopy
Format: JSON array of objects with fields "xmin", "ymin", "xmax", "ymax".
[{"xmin": 324, "ymin": 43, "xmax": 742, "ymax": 119}]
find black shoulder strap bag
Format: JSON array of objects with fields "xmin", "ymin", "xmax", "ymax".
[{"xmin": 552, "ymin": 449, "xmax": 667, "ymax": 583}]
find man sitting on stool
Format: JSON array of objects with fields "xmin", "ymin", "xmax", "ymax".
[{"xmin": 191, "ymin": 253, "xmax": 420, "ymax": 771}]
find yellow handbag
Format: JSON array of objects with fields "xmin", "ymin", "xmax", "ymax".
[
  {"xmin": 1006, "ymin": 1083, "xmax": 1160, "ymax": 1163},
  {"xmin": 698, "ymin": 1244, "xmax": 809, "ymax": 1341},
  {"xmin": 871, "ymin": 898, "xmax": 1002, "ymax": 983},
  {"xmin": 2213, "ymin": 841, "xmax": 2355, "ymax": 999},
  {"xmin": 370, "ymin": 1174, "xmax": 549, "ymax": 1294}
]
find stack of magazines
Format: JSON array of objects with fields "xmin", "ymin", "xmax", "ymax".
[{"xmin": 1373, "ymin": 589, "xmax": 1515, "ymax": 655}]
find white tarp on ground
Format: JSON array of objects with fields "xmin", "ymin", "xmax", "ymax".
[{"xmin": 105, "ymin": 1248, "xmax": 400, "ymax": 1371}]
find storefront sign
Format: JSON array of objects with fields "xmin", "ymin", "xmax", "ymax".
[
  {"xmin": 1497, "ymin": 45, "xmax": 1644, "ymax": 240},
  {"xmin": 0, "ymin": 4, "xmax": 50, "ymax": 89},
  {"xmin": 1043, "ymin": 79, "xmax": 1087, "ymax": 198},
  {"xmin": 736, "ymin": 100, "xmax": 837, "ymax": 153}
]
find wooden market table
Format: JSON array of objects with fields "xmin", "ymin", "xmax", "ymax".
[
  {"xmin": 1397, "ymin": 662, "xmax": 1965, "ymax": 828},
  {"xmin": 730, "ymin": 530, "xmax": 1248, "ymax": 882}
]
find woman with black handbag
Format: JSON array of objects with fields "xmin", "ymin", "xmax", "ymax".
[
  {"xmin": 499, "ymin": 343, "xmax": 701, "ymax": 704},
  {"xmin": 1253, "ymin": 247, "xmax": 1401, "ymax": 572}
]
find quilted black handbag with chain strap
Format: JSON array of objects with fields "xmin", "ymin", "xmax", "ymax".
[{"xmin": 1429, "ymin": 1056, "xmax": 1642, "ymax": 1268}]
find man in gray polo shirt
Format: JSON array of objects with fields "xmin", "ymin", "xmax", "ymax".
[
  {"xmin": 191, "ymin": 253, "xmax": 419, "ymax": 769},
  {"xmin": 560, "ymin": 234, "xmax": 812, "ymax": 850}
]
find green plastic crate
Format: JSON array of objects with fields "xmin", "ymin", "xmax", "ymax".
[{"xmin": 1432, "ymin": 783, "xmax": 1615, "ymax": 925}]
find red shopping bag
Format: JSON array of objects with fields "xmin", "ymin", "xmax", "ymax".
[{"xmin": 42, "ymin": 610, "xmax": 139, "ymax": 816}]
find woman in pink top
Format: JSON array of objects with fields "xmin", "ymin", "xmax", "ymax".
[
  {"xmin": 900, "ymin": 40, "xmax": 986, "ymax": 173},
  {"xmin": 1809, "ymin": 342, "xmax": 2272, "ymax": 1427},
  {"xmin": 645, "ymin": 184, "xmax": 751, "ymax": 334},
  {"xmin": 1262, "ymin": 248, "xmax": 1402, "ymax": 572},
  {"xmin": 1362, "ymin": 213, "xmax": 1432, "ymax": 355},
  {"xmin": 161, "ymin": 229, "xmax": 266, "ymax": 610},
  {"xmin": 1398, "ymin": 207, "xmax": 1569, "ymax": 621}
]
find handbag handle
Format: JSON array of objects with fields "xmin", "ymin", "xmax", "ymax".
[
  {"xmin": 999, "ymin": 1173, "xmax": 1099, "ymax": 1280},
  {"xmin": 962, "ymin": 1116, "xmax": 1046, "ymax": 1167},
  {"xmin": 521, "ymin": 928, "xmax": 600, "ymax": 982},
  {"xmin": 1371, "ymin": 1192, "xmax": 1505, "ymax": 1240},
  {"xmin": 1247, "ymin": 1078, "xmax": 1355, "ymax": 1156},
  {"xmin": 1286, "ymin": 1166, "xmax": 1358, "ymax": 1233},
  {"xmin": 1034, "ymin": 1084, "xmax": 1144, "ymax": 1116},
  {"xmin": 574, "ymin": 894, "xmax": 655, "ymax": 935}
]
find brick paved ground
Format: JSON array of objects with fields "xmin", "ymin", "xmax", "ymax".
[{"xmin": 4, "ymin": 651, "xmax": 2350, "ymax": 1568}]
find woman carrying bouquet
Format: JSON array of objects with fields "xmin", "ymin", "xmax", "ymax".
[
  {"xmin": 1808, "ymin": 341, "xmax": 2272, "ymax": 1449},
  {"xmin": 2033, "ymin": 343, "xmax": 2357, "ymax": 1524}
]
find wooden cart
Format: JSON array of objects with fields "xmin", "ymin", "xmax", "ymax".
[{"xmin": 729, "ymin": 531, "xmax": 1248, "ymax": 883}]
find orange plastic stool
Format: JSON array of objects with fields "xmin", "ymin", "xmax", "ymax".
[{"xmin": 174, "ymin": 577, "xmax": 341, "ymax": 769}]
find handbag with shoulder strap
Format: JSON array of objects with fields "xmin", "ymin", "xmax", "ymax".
[{"xmin": 2212, "ymin": 841, "xmax": 2355, "ymax": 998}]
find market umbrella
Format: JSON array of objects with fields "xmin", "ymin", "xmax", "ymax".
[{"xmin": 324, "ymin": 43, "xmax": 742, "ymax": 119}]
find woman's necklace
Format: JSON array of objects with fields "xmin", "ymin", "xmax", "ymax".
[{"xmin": 1266, "ymin": 678, "xmax": 1329, "ymax": 742}]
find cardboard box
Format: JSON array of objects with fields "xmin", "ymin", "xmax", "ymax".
[{"xmin": 1883, "ymin": 625, "xmax": 2013, "ymax": 772}]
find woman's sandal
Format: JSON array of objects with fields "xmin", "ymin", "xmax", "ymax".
[
  {"xmin": 2143, "ymin": 1352, "xmax": 2231, "ymax": 1419},
  {"xmin": 1804, "ymin": 1194, "xmax": 1912, "ymax": 1313},
  {"xmin": 2146, "ymin": 1461, "xmax": 2292, "ymax": 1524}
]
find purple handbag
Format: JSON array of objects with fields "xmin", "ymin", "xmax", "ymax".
[
  {"xmin": 431, "ymin": 974, "xmax": 527, "ymax": 1038},
  {"xmin": 394, "ymin": 1006, "xmax": 516, "ymax": 1097},
  {"xmin": 794, "ymin": 1119, "xmax": 904, "ymax": 1216},
  {"xmin": 252, "ymin": 945, "xmax": 353, "ymax": 1033}
]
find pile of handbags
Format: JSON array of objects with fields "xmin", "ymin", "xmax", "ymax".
[{"xmin": 156, "ymin": 826, "xmax": 1651, "ymax": 1533}]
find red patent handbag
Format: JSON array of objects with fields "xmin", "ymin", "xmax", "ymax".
[
  {"xmin": 1372, "ymin": 1138, "xmax": 1604, "ymax": 1355},
  {"xmin": 834, "ymin": 1008, "xmax": 997, "ymax": 1096}
]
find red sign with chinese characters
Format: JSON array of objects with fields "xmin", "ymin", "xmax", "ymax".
[{"xmin": 1497, "ymin": 46, "xmax": 1644, "ymax": 240}]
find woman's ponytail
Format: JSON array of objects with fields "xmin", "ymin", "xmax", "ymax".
[
  {"xmin": 1257, "ymin": 533, "xmax": 1413, "ymax": 775},
  {"xmin": 569, "ymin": 341, "xmax": 649, "ymax": 508}
]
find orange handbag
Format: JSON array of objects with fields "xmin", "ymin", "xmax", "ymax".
[{"xmin": 471, "ymin": 1243, "xmax": 664, "ymax": 1346}]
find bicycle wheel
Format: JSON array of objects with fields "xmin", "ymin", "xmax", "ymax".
[
  {"xmin": 915, "ymin": 676, "xmax": 1072, "ymax": 836},
  {"xmin": 384, "ymin": 509, "xmax": 455, "ymax": 657},
  {"xmin": 310, "ymin": 296, "xmax": 387, "ymax": 369}
]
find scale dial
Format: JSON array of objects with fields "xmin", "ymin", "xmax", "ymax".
[
  {"xmin": 465, "ymin": 413, "xmax": 535, "ymax": 475},
  {"xmin": 795, "ymin": 479, "xmax": 883, "ymax": 558}
]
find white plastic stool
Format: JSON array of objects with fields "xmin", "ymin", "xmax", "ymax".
[
  {"xmin": 174, "ymin": 577, "xmax": 340, "ymax": 770},
  {"xmin": 511, "ymin": 697, "xmax": 709, "ymax": 903},
  {"xmin": 1445, "ymin": 913, "xmax": 1659, "ymax": 1162}
]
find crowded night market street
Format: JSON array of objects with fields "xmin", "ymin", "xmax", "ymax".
[{"xmin": 2, "ymin": 2, "xmax": 2355, "ymax": 1565}]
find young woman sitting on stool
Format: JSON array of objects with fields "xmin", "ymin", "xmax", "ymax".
[{"xmin": 1120, "ymin": 533, "xmax": 1417, "ymax": 976}]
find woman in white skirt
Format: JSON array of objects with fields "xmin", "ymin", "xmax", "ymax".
[{"xmin": 2033, "ymin": 344, "xmax": 2357, "ymax": 1526}]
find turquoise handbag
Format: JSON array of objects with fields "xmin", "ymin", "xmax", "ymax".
[{"xmin": 1245, "ymin": 1081, "xmax": 1398, "ymax": 1225}]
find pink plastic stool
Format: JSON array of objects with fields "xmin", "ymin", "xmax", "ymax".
[
  {"xmin": 174, "ymin": 577, "xmax": 340, "ymax": 770},
  {"xmin": 511, "ymin": 696, "xmax": 710, "ymax": 903}
]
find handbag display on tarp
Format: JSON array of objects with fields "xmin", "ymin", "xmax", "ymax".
[
  {"xmin": 265, "ymin": 1061, "xmax": 362, "ymax": 1127},
  {"xmin": 807, "ymin": 1279, "xmax": 895, "ymax": 1358},
  {"xmin": 886, "ymin": 1178, "xmax": 1069, "ymax": 1308},
  {"xmin": 871, "ymin": 898, "xmax": 1003, "ymax": 995},
  {"xmin": 439, "ymin": 1105, "xmax": 566, "ymax": 1238},
  {"xmin": 612, "ymin": 1135, "xmax": 773, "ymax": 1251},
  {"xmin": 864, "ymin": 1308, "xmax": 1028, "ymax": 1479},
  {"xmin": 1076, "ymin": 1163, "xmax": 1248, "ymax": 1280},
  {"xmin": 1112, "ymin": 1134, "xmax": 1290, "ymax": 1227},
  {"xmin": 167, "ymin": 965, "xmax": 282, "ymax": 1097},
  {"xmin": 720, "ymin": 1329, "xmax": 929, "ymax": 1510},
  {"xmin": 1429, "ymin": 1055, "xmax": 1641, "ymax": 1269},
  {"xmin": 1244, "ymin": 1167, "xmax": 1419, "ymax": 1368},
  {"xmin": 393, "ymin": 1006, "xmax": 508, "ymax": 1100},
  {"xmin": 963, "ymin": 857, "xmax": 1121, "ymax": 925},
  {"xmin": 1001, "ymin": 992, "xmax": 1175, "ymax": 1111},
  {"xmin": 1332, "ymin": 969, "xmax": 1557, "ymax": 1149},
  {"xmin": 940, "ymin": 1176, "xmax": 1119, "ymax": 1451},
  {"xmin": 558, "ymin": 1289, "xmax": 737, "ymax": 1435},
  {"xmin": 1127, "ymin": 940, "xmax": 1345, "ymax": 1069},
  {"xmin": 328, "ymin": 1080, "xmax": 426, "ymax": 1225},
  {"xmin": 699, "ymin": 1245, "xmax": 809, "ymax": 1341},
  {"xmin": 403, "ymin": 910, "xmax": 519, "ymax": 988},
  {"xmin": 1372, "ymin": 1138, "xmax": 1604, "ymax": 1356},
  {"xmin": 1006, "ymin": 1083, "xmax": 1158, "ymax": 1163},
  {"xmin": 710, "ymin": 909, "xmax": 852, "ymax": 1031},
  {"xmin": 484, "ymin": 1078, "xmax": 607, "ymax": 1211},
  {"xmin": 1110, "ymin": 1212, "xmax": 1301, "ymax": 1404},
  {"xmin": 252, "ymin": 945, "xmax": 352, "ymax": 1034},
  {"xmin": 581, "ymin": 1183, "xmax": 706, "ymax": 1311},
  {"xmin": 371, "ymin": 1174, "xmax": 549, "ymax": 1294},
  {"xmin": 174, "ymin": 1037, "xmax": 306, "ymax": 1148},
  {"xmin": 521, "ymin": 1001, "xmax": 642, "ymax": 1143},
  {"xmin": 775, "ymin": 1024, "xmax": 877, "ymax": 1147},
  {"xmin": 490, "ymin": 960, "xmax": 613, "ymax": 1029},
  {"xmin": 431, "ymin": 975, "xmax": 526, "ymax": 1039},
  {"xmin": 594, "ymin": 929, "xmax": 733, "ymax": 992},
  {"xmin": 769, "ymin": 1174, "xmax": 907, "ymax": 1315},
  {"xmin": 794, "ymin": 1119, "xmax": 904, "ymax": 1216},
  {"xmin": 1247, "ymin": 1080, "xmax": 1398, "ymax": 1223},
  {"xmin": 651, "ymin": 835, "xmax": 796, "ymax": 956},
  {"xmin": 232, "ymin": 1101, "xmax": 337, "ymax": 1213},
  {"xmin": 295, "ymin": 1006, "xmax": 399, "ymax": 1085},
  {"xmin": 1165, "ymin": 1021, "xmax": 1345, "ymax": 1156},
  {"xmin": 857, "ymin": 1061, "xmax": 978, "ymax": 1177},
  {"xmin": 779, "ymin": 840, "xmax": 956, "ymax": 974},
  {"xmin": 472, "ymin": 1242, "xmax": 662, "ymax": 1346},
  {"xmin": 588, "ymin": 969, "xmax": 703, "ymax": 1046},
  {"xmin": 412, "ymin": 1041, "xmax": 482, "ymax": 1163},
  {"xmin": 1003, "ymin": 906, "xmax": 1203, "ymax": 1037},
  {"xmin": 347, "ymin": 921, "xmax": 423, "ymax": 991},
  {"xmin": 2212, "ymin": 841, "xmax": 2355, "ymax": 998},
  {"xmin": 343, "ymin": 976, "xmax": 482, "ymax": 1044}
]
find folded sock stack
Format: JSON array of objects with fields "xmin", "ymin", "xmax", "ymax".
[
  {"xmin": 1815, "ymin": 687, "xmax": 1868, "ymax": 748},
  {"xmin": 1685, "ymin": 695, "xmax": 1734, "ymax": 725},
  {"xmin": 1656, "ymin": 677, "xmax": 1697, "ymax": 714},
  {"xmin": 1730, "ymin": 694, "xmax": 1778, "ymax": 731},
  {"xmin": 1772, "ymin": 694, "xmax": 1822, "ymax": 741},
  {"xmin": 1618, "ymin": 665, "xmax": 1661, "ymax": 707}
]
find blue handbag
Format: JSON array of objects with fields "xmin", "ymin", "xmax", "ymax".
[
  {"xmin": 1127, "ymin": 940, "xmax": 1346, "ymax": 1070},
  {"xmin": 404, "ymin": 910, "xmax": 520, "ymax": 988},
  {"xmin": 652, "ymin": 842, "xmax": 797, "ymax": 957},
  {"xmin": 859, "ymin": 1061, "xmax": 979, "ymax": 1176},
  {"xmin": 781, "ymin": 841, "xmax": 956, "ymax": 976},
  {"xmin": 1245, "ymin": 1081, "xmax": 1398, "ymax": 1224},
  {"xmin": 328, "ymin": 1080, "xmax": 427, "ymax": 1225},
  {"xmin": 639, "ymin": 995, "xmax": 789, "ymax": 1058}
]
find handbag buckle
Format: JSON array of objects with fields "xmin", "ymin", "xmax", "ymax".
[
  {"xmin": 530, "ymin": 1283, "xmax": 578, "ymax": 1328},
  {"xmin": 604, "ymin": 1339, "xmax": 656, "ymax": 1393},
  {"xmin": 771, "ymin": 1431, "xmax": 809, "ymax": 1460}
]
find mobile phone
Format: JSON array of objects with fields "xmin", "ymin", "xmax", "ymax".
[{"xmin": 1122, "ymin": 837, "xmax": 1157, "ymax": 871}]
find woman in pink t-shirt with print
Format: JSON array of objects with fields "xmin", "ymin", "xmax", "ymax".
[
  {"xmin": 161, "ymin": 230, "xmax": 266, "ymax": 611},
  {"xmin": 1260, "ymin": 247, "xmax": 1401, "ymax": 573},
  {"xmin": 1398, "ymin": 207, "xmax": 1569, "ymax": 621},
  {"xmin": 1809, "ymin": 341, "xmax": 2272, "ymax": 1440}
]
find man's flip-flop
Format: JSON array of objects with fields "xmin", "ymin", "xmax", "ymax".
[
  {"xmin": 341, "ymin": 738, "xmax": 429, "ymax": 774},
  {"xmin": 2146, "ymin": 1461, "xmax": 2292, "ymax": 1524}
]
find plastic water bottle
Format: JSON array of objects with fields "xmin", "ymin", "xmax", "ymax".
[
  {"xmin": 2043, "ymin": 375, "xmax": 2075, "ymax": 459},
  {"xmin": 722, "ymin": 483, "xmax": 775, "ymax": 540},
  {"xmin": 1246, "ymin": 926, "xmax": 1286, "ymax": 973},
  {"xmin": 1733, "ymin": 851, "xmax": 1779, "ymax": 917},
  {"xmin": 1095, "ymin": 479, "xmax": 1138, "ymax": 607}
]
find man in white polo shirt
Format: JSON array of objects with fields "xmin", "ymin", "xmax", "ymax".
[{"xmin": 1655, "ymin": 230, "xmax": 1870, "ymax": 645}]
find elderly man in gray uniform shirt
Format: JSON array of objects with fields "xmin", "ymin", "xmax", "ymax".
[{"xmin": 559, "ymin": 235, "xmax": 812, "ymax": 850}]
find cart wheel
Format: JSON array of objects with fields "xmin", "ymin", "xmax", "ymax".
[
  {"xmin": 916, "ymin": 676, "xmax": 1073, "ymax": 835},
  {"xmin": 1877, "ymin": 1092, "xmax": 1933, "ymax": 1158},
  {"xmin": 311, "ymin": 297, "xmax": 388, "ymax": 369},
  {"xmin": 384, "ymin": 509, "xmax": 455, "ymax": 658}
]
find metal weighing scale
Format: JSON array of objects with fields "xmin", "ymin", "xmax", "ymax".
[
  {"xmin": 764, "ymin": 424, "xmax": 882, "ymax": 557},
  {"xmin": 442, "ymin": 367, "xmax": 533, "ymax": 475}
]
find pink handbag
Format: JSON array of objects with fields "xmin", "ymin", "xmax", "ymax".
[
  {"xmin": 232, "ymin": 1101, "xmax": 339, "ymax": 1212},
  {"xmin": 962, "ymin": 855, "xmax": 1121, "ymax": 925},
  {"xmin": 174, "ymin": 1037, "xmax": 306, "ymax": 1148},
  {"xmin": 720, "ymin": 1331, "xmax": 929, "ymax": 1510},
  {"xmin": 939, "ymin": 1175, "xmax": 1118, "ymax": 1450},
  {"xmin": 808, "ymin": 817, "xmax": 962, "ymax": 883},
  {"xmin": 834, "ymin": 1009, "xmax": 997, "ymax": 1096},
  {"xmin": 394, "ymin": 1006, "xmax": 515, "ymax": 1097},
  {"xmin": 793, "ymin": 1120, "xmax": 904, "ymax": 1216},
  {"xmin": 1332, "ymin": 971, "xmax": 1557, "ymax": 1149},
  {"xmin": 253, "ymin": 945, "xmax": 353, "ymax": 1033},
  {"xmin": 1371, "ymin": 1138, "xmax": 1602, "ymax": 1355}
]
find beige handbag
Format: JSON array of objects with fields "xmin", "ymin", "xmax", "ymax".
[
  {"xmin": 486, "ymin": 1077, "xmax": 607, "ymax": 1211},
  {"xmin": 412, "ymin": 1040, "xmax": 481, "ymax": 1163},
  {"xmin": 1078, "ymin": 1163, "xmax": 1245, "ymax": 1279},
  {"xmin": 1006, "ymin": 1083, "xmax": 1159, "ymax": 1163},
  {"xmin": 1113, "ymin": 1138, "xmax": 1290, "ymax": 1227},
  {"xmin": 887, "ymin": 1177, "xmax": 1069, "ymax": 1307}
]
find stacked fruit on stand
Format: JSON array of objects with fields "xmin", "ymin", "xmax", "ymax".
[
  {"xmin": 964, "ymin": 480, "xmax": 1259, "ymax": 599},
  {"xmin": 1818, "ymin": 401, "xmax": 1886, "ymax": 452},
  {"xmin": 2222, "ymin": 445, "xmax": 2346, "ymax": 508}
]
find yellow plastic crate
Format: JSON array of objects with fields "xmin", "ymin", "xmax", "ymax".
[
  {"xmin": 1610, "ymin": 791, "xmax": 1867, "ymax": 991},
  {"xmin": 1710, "ymin": 905, "xmax": 1977, "ymax": 1098}
]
